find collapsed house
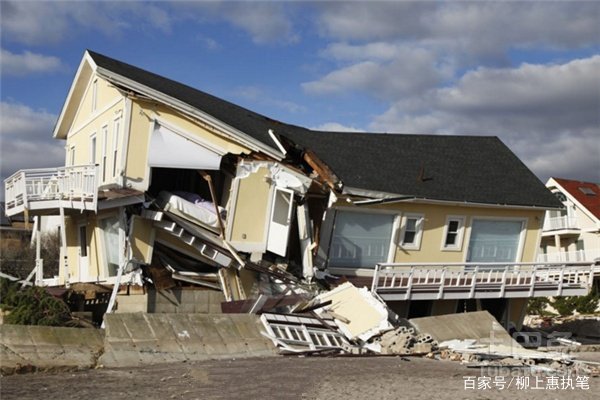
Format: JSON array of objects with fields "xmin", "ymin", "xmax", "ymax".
[{"xmin": 4, "ymin": 50, "xmax": 597, "ymax": 329}]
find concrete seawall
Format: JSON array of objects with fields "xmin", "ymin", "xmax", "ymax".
[
  {"xmin": 100, "ymin": 313, "xmax": 276, "ymax": 367},
  {"xmin": 0, "ymin": 324, "xmax": 104, "ymax": 373},
  {"xmin": 1, "ymin": 313, "xmax": 276, "ymax": 372}
]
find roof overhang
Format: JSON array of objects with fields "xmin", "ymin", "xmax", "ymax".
[
  {"xmin": 53, "ymin": 51, "xmax": 97, "ymax": 139},
  {"xmin": 343, "ymin": 186, "xmax": 559, "ymax": 211}
]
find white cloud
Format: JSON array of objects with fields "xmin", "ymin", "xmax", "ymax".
[
  {"xmin": 0, "ymin": 1, "xmax": 297, "ymax": 47},
  {"xmin": 369, "ymin": 56, "xmax": 600, "ymax": 183},
  {"xmin": 0, "ymin": 102, "xmax": 64, "ymax": 187},
  {"xmin": 223, "ymin": 2, "xmax": 297, "ymax": 44},
  {"xmin": 303, "ymin": 46, "xmax": 448, "ymax": 100},
  {"xmin": 1, "ymin": 48, "xmax": 64, "ymax": 76},
  {"xmin": 316, "ymin": 2, "xmax": 599, "ymax": 57},
  {"xmin": 0, "ymin": 1, "xmax": 173, "ymax": 45},
  {"xmin": 310, "ymin": 122, "xmax": 361, "ymax": 133}
]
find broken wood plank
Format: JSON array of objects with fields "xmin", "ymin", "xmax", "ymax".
[{"xmin": 303, "ymin": 149, "xmax": 342, "ymax": 191}]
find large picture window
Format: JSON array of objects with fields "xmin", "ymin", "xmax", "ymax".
[
  {"xmin": 467, "ymin": 219, "xmax": 524, "ymax": 264},
  {"xmin": 328, "ymin": 210, "xmax": 397, "ymax": 268}
]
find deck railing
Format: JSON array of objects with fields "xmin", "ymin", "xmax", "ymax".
[
  {"xmin": 543, "ymin": 216, "xmax": 579, "ymax": 232},
  {"xmin": 371, "ymin": 261, "xmax": 595, "ymax": 301},
  {"xmin": 537, "ymin": 249, "xmax": 600, "ymax": 263},
  {"xmin": 4, "ymin": 165, "xmax": 97, "ymax": 216}
]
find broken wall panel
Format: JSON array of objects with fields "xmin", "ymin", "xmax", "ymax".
[
  {"xmin": 130, "ymin": 215, "xmax": 155, "ymax": 264},
  {"xmin": 226, "ymin": 160, "xmax": 313, "ymax": 257},
  {"xmin": 314, "ymin": 282, "xmax": 393, "ymax": 342}
]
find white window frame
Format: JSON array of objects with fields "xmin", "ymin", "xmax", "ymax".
[
  {"xmin": 91, "ymin": 78, "xmax": 98, "ymax": 112},
  {"xmin": 69, "ymin": 145, "xmax": 76, "ymax": 166},
  {"xmin": 89, "ymin": 133, "xmax": 97, "ymax": 165},
  {"xmin": 112, "ymin": 116, "xmax": 121, "ymax": 178},
  {"xmin": 101, "ymin": 124, "xmax": 108, "ymax": 183},
  {"xmin": 399, "ymin": 213, "xmax": 424, "ymax": 250},
  {"xmin": 441, "ymin": 215, "xmax": 466, "ymax": 251},
  {"xmin": 326, "ymin": 207, "xmax": 401, "ymax": 271}
]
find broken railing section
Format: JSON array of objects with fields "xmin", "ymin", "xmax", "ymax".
[{"xmin": 260, "ymin": 282, "xmax": 439, "ymax": 356}]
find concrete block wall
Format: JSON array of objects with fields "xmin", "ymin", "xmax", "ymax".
[
  {"xmin": 0, "ymin": 325, "xmax": 104, "ymax": 372},
  {"xmin": 146, "ymin": 288, "xmax": 225, "ymax": 314},
  {"xmin": 99, "ymin": 313, "xmax": 276, "ymax": 368}
]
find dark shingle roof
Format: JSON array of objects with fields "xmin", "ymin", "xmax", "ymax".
[
  {"xmin": 87, "ymin": 50, "xmax": 561, "ymax": 208},
  {"xmin": 283, "ymin": 130, "xmax": 562, "ymax": 207}
]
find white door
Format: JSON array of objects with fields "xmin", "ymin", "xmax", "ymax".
[
  {"xmin": 78, "ymin": 224, "xmax": 89, "ymax": 281},
  {"xmin": 267, "ymin": 187, "xmax": 294, "ymax": 257}
]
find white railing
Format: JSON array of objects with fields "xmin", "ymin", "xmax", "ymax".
[
  {"xmin": 370, "ymin": 261, "xmax": 595, "ymax": 301},
  {"xmin": 543, "ymin": 216, "xmax": 579, "ymax": 231},
  {"xmin": 537, "ymin": 249, "xmax": 600, "ymax": 263},
  {"xmin": 4, "ymin": 165, "xmax": 97, "ymax": 216}
]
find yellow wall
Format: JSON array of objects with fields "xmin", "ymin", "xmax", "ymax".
[
  {"xmin": 65, "ymin": 74, "xmax": 125, "ymax": 187},
  {"xmin": 125, "ymin": 101, "xmax": 251, "ymax": 190},
  {"xmin": 329, "ymin": 201, "xmax": 544, "ymax": 268},
  {"xmin": 61, "ymin": 210, "xmax": 120, "ymax": 283}
]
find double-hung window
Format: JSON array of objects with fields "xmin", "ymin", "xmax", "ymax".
[
  {"xmin": 101, "ymin": 125, "xmax": 108, "ymax": 182},
  {"xmin": 112, "ymin": 117, "xmax": 121, "ymax": 178},
  {"xmin": 400, "ymin": 214, "xmax": 424, "ymax": 250},
  {"xmin": 90, "ymin": 133, "xmax": 97, "ymax": 165},
  {"xmin": 442, "ymin": 216, "xmax": 465, "ymax": 250}
]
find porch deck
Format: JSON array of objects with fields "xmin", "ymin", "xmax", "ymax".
[
  {"xmin": 4, "ymin": 165, "xmax": 98, "ymax": 217},
  {"xmin": 335, "ymin": 262, "xmax": 596, "ymax": 301}
]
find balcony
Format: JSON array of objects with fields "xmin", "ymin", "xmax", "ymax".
[
  {"xmin": 537, "ymin": 249, "xmax": 600, "ymax": 263},
  {"xmin": 542, "ymin": 215, "xmax": 579, "ymax": 233},
  {"xmin": 369, "ymin": 261, "xmax": 595, "ymax": 301},
  {"xmin": 4, "ymin": 165, "xmax": 97, "ymax": 217}
]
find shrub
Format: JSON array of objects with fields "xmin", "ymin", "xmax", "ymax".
[
  {"xmin": 527, "ymin": 297, "xmax": 551, "ymax": 315},
  {"xmin": 0, "ymin": 278, "xmax": 72, "ymax": 326}
]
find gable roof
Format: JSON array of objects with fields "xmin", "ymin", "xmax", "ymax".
[
  {"xmin": 550, "ymin": 178, "xmax": 600, "ymax": 220},
  {"xmin": 82, "ymin": 50, "xmax": 559, "ymax": 208}
]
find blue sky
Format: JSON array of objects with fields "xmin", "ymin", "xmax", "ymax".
[{"xmin": 1, "ymin": 0, "xmax": 599, "ymax": 194}]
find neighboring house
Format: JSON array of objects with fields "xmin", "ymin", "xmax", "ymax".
[
  {"xmin": 4, "ymin": 50, "xmax": 592, "ymax": 328},
  {"xmin": 538, "ymin": 178, "xmax": 600, "ymax": 263}
]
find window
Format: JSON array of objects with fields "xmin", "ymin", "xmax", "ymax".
[
  {"xmin": 100, "ymin": 216, "xmax": 120, "ymax": 277},
  {"xmin": 69, "ymin": 146, "xmax": 76, "ymax": 166},
  {"xmin": 467, "ymin": 219, "xmax": 524, "ymax": 264},
  {"xmin": 101, "ymin": 125, "xmax": 108, "ymax": 182},
  {"xmin": 91, "ymin": 79, "xmax": 98, "ymax": 112},
  {"xmin": 400, "ymin": 214, "xmax": 424, "ymax": 249},
  {"xmin": 90, "ymin": 133, "xmax": 97, "ymax": 165},
  {"xmin": 442, "ymin": 216, "xmax": 465, "ymax": 250},
  {"xmin": 112, "ymin": 117, "xmax": 121, "ymax": 178},
  {"xmin": 328, "ymin": 210, "xmax": 398, "ymax": 268},
  {"xmin": 579, "ymin": 187, "xmax": 596, "ymax": 196}
]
